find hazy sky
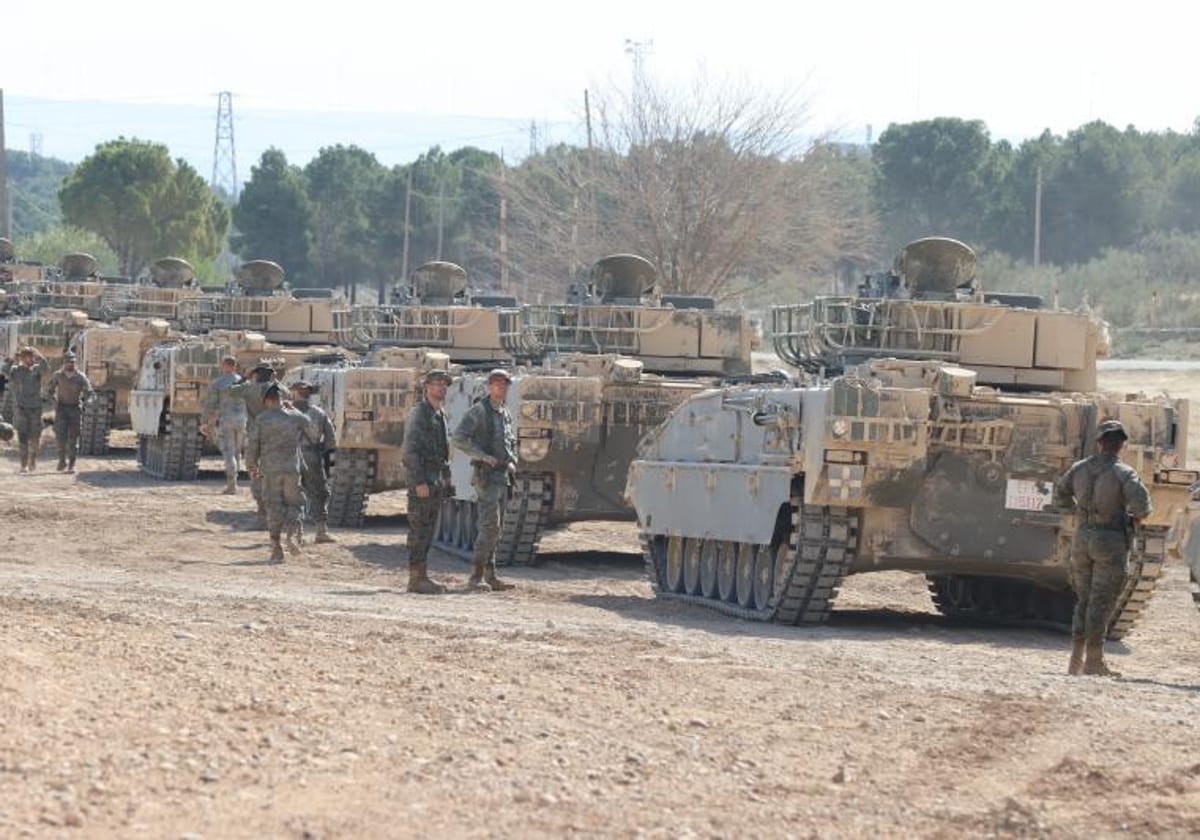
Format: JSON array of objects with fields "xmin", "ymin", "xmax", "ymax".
[{"xmin": 5, "ymin": 0, "xmax": 1197, "ymax": 171}]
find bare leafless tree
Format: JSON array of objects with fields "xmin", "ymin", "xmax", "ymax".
[{"xmin": 500, "ymin": 70, "xmax": 878, "ymax": 302}]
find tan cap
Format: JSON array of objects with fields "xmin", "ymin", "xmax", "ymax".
[
  {"xmin": 1096, "ymin": 419, "xmax": 1128, "ymax": 441},
  {"xmin": 487, "ymin": 368, "xmax": 513, "ymax": 383}
]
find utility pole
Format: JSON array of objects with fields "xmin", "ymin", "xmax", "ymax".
[
  {"xmin": 401, "ymin": 166, "xmax": 413, "ymax": 286},
  {"xmin": 435, "ymin": 170, "xmax": 446, "ymax": 261},
  {"xmin": 0, "ymin": 89, "xmax": 10, "ymax": 240},
  {"xmin": 1033, "ymin": 164, "xmax": 1043, "ymax": 272},
  {"xmin": 584, "ymin": 89, "xmax": 594, "ymax": 154},
  {"xmin": 498, "ymin": 151, "xmax": 509, "ymax": 291}
]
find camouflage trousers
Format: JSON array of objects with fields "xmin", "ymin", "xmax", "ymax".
[
  {"xmin": 261, "ymin": 472, "xmax": 304, "ymax": 539},
  {"xmin": 470, "ymin": 479, "xmax": 507, "ymax": 570},
  {"xmin": 53, "ymin": 404, "xmax": 82, "ymax": 465},
  {"xmin": 301, "ymin": 450, "xmax": 329, "ymax": 525},
  {"xmin": 14, "ymin": 406, "xmax": 41, "ymax": 448},
  {"xmin": 217, "ymin": 419, "xmax": 246, "ymax": 481},
  {"xmin": 1070, "ymin": 527, "xmax": 1129, "ymax": 642},
  {"xmin": 406, "ymin": 488, "xmax": 445, "ymax": 567}
]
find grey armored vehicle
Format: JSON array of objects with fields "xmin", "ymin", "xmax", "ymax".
[
  {"xmin": 626, "ymin": 237, "xmax": 1195, "ymax": 636},
  {"xmin": 435, "ymin": 254, "xmax": 758, "ymax": 566}
]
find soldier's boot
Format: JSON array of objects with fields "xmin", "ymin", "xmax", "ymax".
[
  {"xmin": 66, "ymin": 457, "xmax": 75, "ymax": 474},
  {"xmin": 1067, "ymin": 638, "xmax": 1086, "ymax": 676},
  {"xmin": 28, "ymin": 449, "xmax": 37, "ymax": 472},
  {"xmin": 57, "ymin": 455, "xmax": 66, "ymax": 472},
  {"xmin": 484, "ymin": 561, "xmax": 515, "ymax": 592},
  {"xmin": 285, "ymin": 524, "xmax": 304, "ymax": 556},
  {"xmin": 269, "ymin": 537, "xmax": 285, "ymax": 564},
  {"xmin": 314, "ymin": 521, "xmax": 336, "ymax": 544},
  {"xmin": 407, "ymin": 563, "xmax": 446, "ymax": 595},
  {"xmin": 1083, "ymin": 639, "xmax": 1120, "ymax": 677},
  {"xmin": 223, "ymin": 476, "xmax": 238, "ymax": 495},
  {"xmin": 466, "ymin": 560, "xmax": 488, "ymax": 590},
  {"xmin": 18, "ymin": 443, "xmax": 29, "ymax": 473}
]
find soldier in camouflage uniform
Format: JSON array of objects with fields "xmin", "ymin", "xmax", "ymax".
[
  {"xmin": 1054, "ymin": 419, "xmax": 1152, "ymax": 677},
  {"xmin": 452, "ymin": 368, "xmax": 517, "ymax": 591},
  {"xmin": 2, "ymin": 346, "xmax": 50, "ymax": 472},
  {"xmin": 204, "ymin": 356, "xmax": 248, "ymax": 494},
  {"xmin": 232, "ymin": 363, "xmax": 278, "ymax": 527},
  {"xmin": 400, "ymin": 369, "xmax": 454, "ymax": 594},
  {"xmin": 289, "ymin": 380, "xmax": 338, "ymax": 544},
  {"xmin": 45, "ymin": 350, "xmax": 94, "ymax": 473},
  {"xmin": 245, "ymin": 383, "xmax": 316, "ymax": 562}
]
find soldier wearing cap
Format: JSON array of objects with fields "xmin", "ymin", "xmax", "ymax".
[
  {"xmin": 289, "ymin": 380, "xmax": 338, "ymax": 544},
  {"xmin": 1053, "ymin": 419, "xmax": 1152, "ymax": 677},
  {"xmin": 230, "ymin": 362, "xmax": 279, "ymax": 527},
  {"xmin": 44, "ymin": 350, "xmax": 94, "ymax": 473},
  {"xmin": 204, "ymin": 355, "xmax": 248, "ymax": 494},
  {"xmin": 245, "ymin": 383, "xmax": 318, "ymax": 562},
  {"xmin": 400, "ymin": 368, "xmax": 455, "ymax": 594},
  {"xmin": 2, "ymin": 346, "xmax": 50, "ymax": 472},
  {"xmin": 452, "ymin": 368, "xmax": 517, "ymax": 591}
]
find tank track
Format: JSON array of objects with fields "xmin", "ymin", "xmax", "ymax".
[
  {"xmin": 78, "ymin": 390, "xmax": 115, "ymax": 455},
  {"xmin": 327, "ymin": 449, "xmax": 373, "ymax": 527},
  {"xmin": 926, "ymin": 525, "xmax": 1168, "ymax": 639},
  {"xmin": 136, "ymin": 414, "xmax": 201, "ymax": 480},
  {"xmin": 433, "ymin": 497, "xmax": 479, "ymax": 560},
  {"xmin": 494, "ymin": 473, "xmax": 554, "ymax": 566},
  {"xmin": 640, "ymin": 494, "xmax": 858, "ymax": 624}
]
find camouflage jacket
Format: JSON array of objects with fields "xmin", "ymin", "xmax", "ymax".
[
  {"xmin": 294, "ymin": 400, "xmax": 336, "ymax": 455},
  {"xmin": 204, "ymin": 372, "xmax": 248, "ymax": 423},
  {"xmin": 452, "ymin": 397, "xmax": 516, "ymax": 482},
  {"xmin": 246, "ymin": 406, "xmax": 317, "ymax": 475},
  {"xmin": 402, "ymin": 399, "xmax": 451, "ymax": 489},
  {"xmin": 1054, "ymin": 453, "xmax": 1152, "ymax": 530},
  {"xmin": 45, "ymin": 368, "xmax": 94, "ymax": 408},
  {"xmin": 2, "ymin": 357, "xmax": 50, "ymax": 410}
]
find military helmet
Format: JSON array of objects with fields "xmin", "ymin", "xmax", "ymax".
[
  {"xmin": 64, "ymin": 351, "xmax": 77, "ymax": 362},
  {"xmin": 1096, "ymin": 419, "xmax": 1128, "ymax": 441},
  {"xmin": 289, "ymin": 380, "xmax": 316, "ymax": 393},
  {"xmin": 18, "ymin": 345, "xmax": 35, "ymax": 356},
  {"xmin": 486, "ymin": 368, "xmax": 513, "ymax": 383},
  {"xmin": 423, "ymin": 369, "xmax": 453, "ymax": 384}
]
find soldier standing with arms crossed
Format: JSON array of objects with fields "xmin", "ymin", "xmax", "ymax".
[
  {"xmin": 245, "ymin": 383, "xmax": 316, "ymax": 563},
  {"xmin": 452, "ymin": 368, "xmax": 517, "ymax": 591},
  {"xmin": 400, "ymin": 369, "xmax": 454, "ymax": 594},
  {"xmin": 289, "ymin": 380, "xmax": 338, "ymax": 544},
  {"xmin": 45, "ymin": 350, "xmax": 94, "ymax": 473},
  {"xmin": 3, "ymin": 346, "xmax": 50, "ymax": 473},
  {"xmin": 1053, "ymin": 420, "xmax": 1152, "ymax": 677},
  {"xmin": 203, "ymin": 356, "xmax": 248, "ymax": 495}
]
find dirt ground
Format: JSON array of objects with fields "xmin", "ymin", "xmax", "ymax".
[{"xmin": 2, "ymin": 370, "xmax": 1200, "ymax": 838}]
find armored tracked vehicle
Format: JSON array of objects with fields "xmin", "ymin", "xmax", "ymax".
[
  {"xmin": 341, "ymin": 261, "xmax": 521, "ymax": 362},
  {"xmin": 130, "ymin": 330, "xmax": 336, "ymax": 479},
  {"xmin": 500, "ymin": 254, "xmax": 754, "ymax": 376},
  {"xmin": 627, "ymin": 238, "xmax": 1195, "ymax": 636},
  {"xmin": 283, "ymin": 348, "xmax": 454, "ymax": 526},
  {"xmin": 176, "ymin": 260, "xmax": 349, "ymax": 345},
  {"xmin": 98, "ymin": 257, "xmax": 204, "ymax": 322},
  {"xmin": 70, "ymin": 317, "xmax": 180, "ymax": 454}
]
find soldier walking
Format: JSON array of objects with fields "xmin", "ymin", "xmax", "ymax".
[
  {"xmin": 245, "ymin": 383, "xmax": 316, "ymax": 563},
  {"xmin": 1053, "ymin": 420, "xmax": 1152, "ymax": 677},
  {"xmin": 45, "ymin": 350, "xmax": 94, "ymax": 473},
  {"xmin": 400, "ymin": 369, "xmax": 454, "ymax": 594},
  {"xmin": 2, "ymin": 346, "xmax": 50, "ymax": 473},
  {"xmin": 204, "ymin": 355, "xmax": 248, "ymax": 494},
  {"xmin": 290, "ymin": 380, "xmax": 338, "ymax": 544},
  {"xmin": 233, "ymin": 363, "xmax": 279, "ymax": 527},
  {"xmin": 452, "ymin": 368, "xmax": 517, "ymax": 591}
]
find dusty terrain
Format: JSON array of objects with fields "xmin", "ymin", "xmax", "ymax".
[{"xmin": 2, "ymin": 368, "xmax": 1200, "ymax": 838}]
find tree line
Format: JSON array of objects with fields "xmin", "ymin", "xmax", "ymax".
[{"xmin": 7, "ymin": 83, "xmax": 1200, "ymax": 320}]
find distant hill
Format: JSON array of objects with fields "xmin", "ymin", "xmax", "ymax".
[{"xmin": 6, "ymin": 149, "xmax": 72, "ymax": 237}]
